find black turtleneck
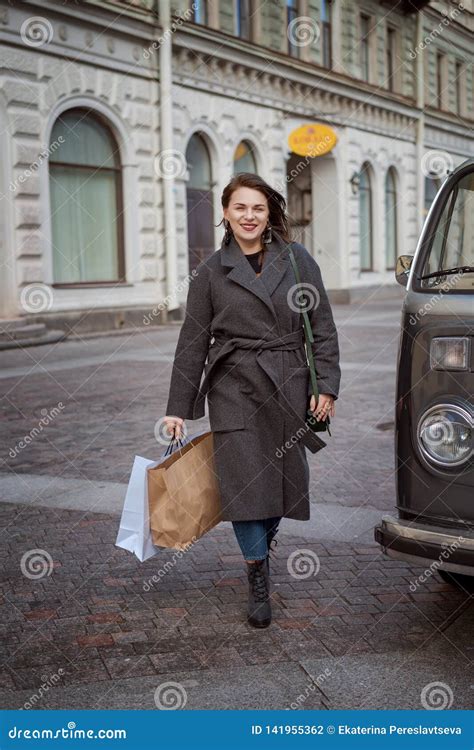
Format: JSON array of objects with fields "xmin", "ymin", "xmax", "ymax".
[{"xmin": 245, "ymin": 248, "xmax": 264, "ymax": 273}]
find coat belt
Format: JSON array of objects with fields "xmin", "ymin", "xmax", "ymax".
[
  {"xmin": 193, "ymin": 327, "xmax": 327, "ymax": 454},
  {"xmin": 194, "ymin": 329, "xmax": 305, "ymax": 418}
]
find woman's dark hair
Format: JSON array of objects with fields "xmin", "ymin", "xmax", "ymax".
[{"xmin": 218, "ymin": 172, "xmax": 291, "ymax": 244}]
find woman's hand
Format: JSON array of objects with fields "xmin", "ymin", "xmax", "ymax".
[
  {"xmin": 163, "ymin": 415, "xmax": 185, "ymax": 439},
  {"xmin": 309, "ymin": 394, "xmax": 335, "ymax": 422}
]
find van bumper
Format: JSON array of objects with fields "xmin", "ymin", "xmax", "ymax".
[{"xmin": 374, "ymin": 515, "xmax": 474, "ymax": 576}]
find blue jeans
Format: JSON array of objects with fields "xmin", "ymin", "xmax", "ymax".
[{"xmin": 232, "ymin": 516, "xmax": 281, "ymax": 561}]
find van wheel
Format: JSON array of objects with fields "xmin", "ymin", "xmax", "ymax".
[{"xmin": 438, "ymin": 570, "xmax": 474, "ymax": 591}]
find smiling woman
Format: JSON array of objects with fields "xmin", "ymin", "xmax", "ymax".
[{"xmin": 163, "ymin": 172, "xmax": 341, "ymax": 628}]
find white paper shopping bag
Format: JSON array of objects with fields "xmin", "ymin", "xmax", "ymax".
[{"xmin": 115, "ymin": 454, "xmax": 160, "ymax": 562}]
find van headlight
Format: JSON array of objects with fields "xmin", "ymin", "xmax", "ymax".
[{"xmin": 417, "ymin": 404, "xmax": 472, "ymax": 467}]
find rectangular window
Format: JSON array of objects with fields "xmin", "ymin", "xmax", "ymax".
[
  {"xmin": 287, "ymin": 0, "xmax": 299, "ymax": 58},
  {"xmin": 321, "ymin": 0, "xmax": 332, "ymax": 69},
  {"xmin": 436, "ymin": 52, "xmax": 445, "ymax": 109},
  {"xmin": 386, "ymin": 27, "xmax": 395, "ymax": 91},
  {"xmin": 50, "ymin": 168, "xmax": 120, "ymax": 283},
  {"xmin": 236, "ymin": 0, "xmax": 250, "ymax": 40},
  {"xmin": 191, "ymin": 0, "xmax": 208, "ymax": 25},
  {"xmin": 455, "ymin": 60, "xmax": 463, "ymax": 114},
  {"xmin": 360, "ymin": 14, "xmax": 370, "ymax": 81}
]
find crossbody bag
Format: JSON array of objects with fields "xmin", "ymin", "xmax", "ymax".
[{"xmin": 288, "ymin": 244, "xmax": 332, "ymax": 437}]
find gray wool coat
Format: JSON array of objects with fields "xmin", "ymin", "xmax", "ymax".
[{"xmin": 165, "ymin": 232, "xmax": 341, "ymax": 522}]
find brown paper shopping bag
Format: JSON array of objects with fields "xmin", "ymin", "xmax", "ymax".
[{"xmin": 147, "ymin": 430, "xmax": 222, "ymax": 550}]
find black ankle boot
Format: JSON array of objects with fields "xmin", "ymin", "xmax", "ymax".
[{"xmin": 246, "ymin": 559, "xmax": 271, "ymax": 628}]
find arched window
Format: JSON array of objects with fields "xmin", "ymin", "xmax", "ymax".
[
  {"xmin": 233, "ymin": 140, "xmax": 257, "ymax": 174},
  {"xmin": 359, "ymin": 163, "xmax": 373, "ymax": 271},
  {"xmin": 385, "ymin": 167, "xmax": 398, "ymax": 270},
  {"xmin": 49, "ymin": 108, "xmax": 124, "ymax": 285},
  {"xmin": 185, "ymin": 133, "xmax": 214, "ymax": 272},
  {"xmin": 186, "ymin": 134, "xmax": 212, "ymax": 191}
]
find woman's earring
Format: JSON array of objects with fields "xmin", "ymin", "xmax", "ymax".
[
  {"xmin": 223, "ymin": 219, "xmax": 233, "ymax": 245},
  {"xmin": 262, "ymin": 224, "xmax": 272, "ymax": 244}
]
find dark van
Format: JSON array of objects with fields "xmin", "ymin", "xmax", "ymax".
[{"xmin": 374, "ymin": 157, "xmax": 474, "ymax": 585}]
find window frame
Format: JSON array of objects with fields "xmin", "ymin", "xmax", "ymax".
[
  {"xmin": 436, "ymin": 51, "xmax": 447, "ymax": 110},
  {"xmin": 286, "ymin": 0, "xmax": 300, "ymax": 58},
  {"xmin": 385, "ymin": 167, "xmax": 398, "ymax": 271},
  {"xmin": 49, "ymin": 107, "xmax": 125, "ymax": 288},
  {"xmin": 412, "ymin": 161, "xmax": 474, "ymax": 295},
  {"xmin": 321, "ymin": 0, "xmax": 333, "ymax": 69},
  {"xmin": 386, "ymin": 25, "xmax": 397, "ymax": 92},
  {"xmin": 235, "ymin": 0, "xmax": 251, "ymax": 41},
  {"xmin": 359, "ymin": 162, "xmax": 374, "ymax": 272},
  {"xmin": 359, "ymin": 12, "xmax": 371, "ymax": 83},
  {"xmin": 190, "ymin": 0, "xmax": 209, "ymax": 26},
  {"xmin": 455, "ymin": 59, "xmax": 464, "ymax": 116}
]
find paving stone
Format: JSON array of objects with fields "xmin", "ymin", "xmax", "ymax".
[{"xmin": 103, "ymin": 655, "xmax": 156, "ymax": 679}]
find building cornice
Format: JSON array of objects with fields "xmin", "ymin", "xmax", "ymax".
[{"xmin": 172, "ymin": 42, "xmax": 417, "ymax": 140}]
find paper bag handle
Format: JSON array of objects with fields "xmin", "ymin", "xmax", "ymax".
[{"xmin": 164, "ymin": 433, "xmax": 185, "ymax": 457}]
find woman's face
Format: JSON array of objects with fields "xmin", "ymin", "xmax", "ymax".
[{"xmin": 223, "ymin": 186, "xmax": 269, "ymax": 245}]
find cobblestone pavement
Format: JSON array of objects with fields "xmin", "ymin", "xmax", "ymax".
[{"xmin": 0, "ymin": 290, "xmax": 472, "ymax": 709}]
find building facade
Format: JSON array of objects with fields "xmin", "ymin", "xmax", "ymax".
[{"xmin": 0, "ymin": 0, "xmax": 472, "ymax": 336}]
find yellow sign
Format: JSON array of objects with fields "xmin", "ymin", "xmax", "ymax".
[{"xmin": 288, "ymin": 123, "xmax": 338, "ymax": 157}]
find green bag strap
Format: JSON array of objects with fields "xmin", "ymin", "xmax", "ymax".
[{"xmin": 288, "ymin": 244, "xmax": 319, "ymax": 401}]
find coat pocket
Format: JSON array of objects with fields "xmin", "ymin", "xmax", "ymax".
[{"xmin": 204, "ymin": 363, "xmax": 246, "ymax": 432}]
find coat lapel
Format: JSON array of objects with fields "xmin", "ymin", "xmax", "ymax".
[{"xmin": 220, "ymin": 233, "xmax": 291, "ymax": 322}]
